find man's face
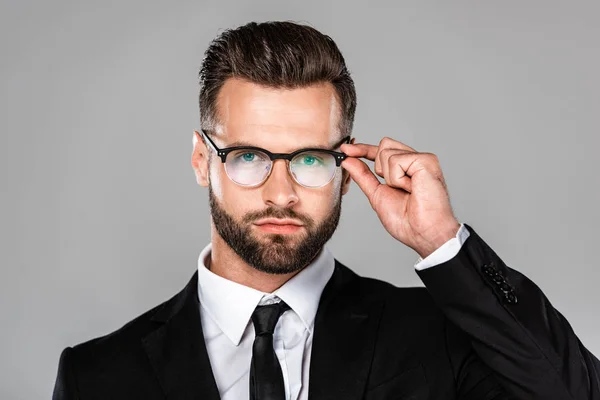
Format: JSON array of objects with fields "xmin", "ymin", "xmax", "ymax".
[{"xmin": 192, "ymin": 78, "xmax": 352, "ymax": 275}]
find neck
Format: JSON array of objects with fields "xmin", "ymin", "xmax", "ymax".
[{"xmin": 208, "ymin": 226, "xmax": 300, "ymax": 293}]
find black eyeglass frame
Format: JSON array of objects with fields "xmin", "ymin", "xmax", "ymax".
[
  {"xmin": 201, "ymin": 129, "xmax": 351, "ymax": 166},
  {"xmin": 200, "ymin": 129, "xmax": 351, "ymax": 188}
]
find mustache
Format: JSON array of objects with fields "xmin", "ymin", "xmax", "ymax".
[{"xmin": 243, "ymin": 207, "xmax": 314, "ymax": 228}]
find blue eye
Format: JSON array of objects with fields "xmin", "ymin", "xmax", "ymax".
[
  {"xmin": 303, "ymin": 155, "xmax": 316, "ymax": 165},
  {"xmin": 242, "ymin": 153, "xmax": 255, "ymax": 162},
  {"xmin": 297, "ymin": 154, "xmax": 324, "ymax": 166},
  {"xmin": 231, "ymin": 150, "xmax": 268, "ymax": 166}
]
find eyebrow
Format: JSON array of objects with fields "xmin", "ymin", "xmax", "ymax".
[{"xmin": 224, "ymin": 136, "xmax": 349, "ymax": 151}]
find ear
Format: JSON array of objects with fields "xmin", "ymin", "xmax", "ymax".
[
  {"xmin": 191, "ymin": 130, "xmax": 209, "ymax": 187},
  {"xmin": 341, "ymin": 137, "xmax": 355, "ymax": 195}
]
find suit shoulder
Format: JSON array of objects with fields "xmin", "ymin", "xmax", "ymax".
[
  {"xmin": 54, "ymin": 273, "xmax": 198, "ymax": 393},
  {"xmin": 359, "ymin": 275, "xmax": 435, "ymax": 303},
  {"xmin": 68, "ymin": 275, "xmax": 191, "ymax": 360},
  {"xmin": 55, "ymin": 301, "xmax": 164, "ymax": 384},
  {"xmin": 336, "ymin": 262, "xmax": 440, "ymax": 317},
  {"xmin": 71, "ymin": 301, "xmax": 161, "ymax": 354}
]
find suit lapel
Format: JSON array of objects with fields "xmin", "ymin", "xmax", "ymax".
[
  {"xmin": 140, "ymin": 261, "xmax": 383, "ymax": 400},
  {"xmin": 142, "ymin": 272, "xmax": 221, "ymax": 400},
  {"xmin": 308, "ymin": 260, "xmax": 384, "ymax": 400}
]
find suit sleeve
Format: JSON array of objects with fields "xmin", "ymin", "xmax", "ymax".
[
  {"xmin": 444, "ymin": 316, "xmax": 516, "ymax": 400},
  {"xmin": 53, "ymin": 347, "xmax": 80, "ymax": 400},
  {"xmin": 416, "ymin": 223, "xmax": 600, "ymax": 400}
]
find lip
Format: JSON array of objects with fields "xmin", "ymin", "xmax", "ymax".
[
  {"xmin": 253, "ymin": 219, "xmax": 304, "ymax": 234},
  {"xmin": 253, "ymin": 218, "xmax": 304, "ymax": 226}
]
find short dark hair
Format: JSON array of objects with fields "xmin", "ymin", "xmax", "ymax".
[{"xmin": 198, "ymin": 21, "xmax": 357, "ymax": 137}]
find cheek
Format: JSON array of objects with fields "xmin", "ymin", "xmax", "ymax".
[
  {"xmin": 327, "ymin": 171, "xmax": 343, "ymax": 206},
  {"xmin": 208, "ymin": 164, "xmax": 224, "ymax": 199},
  {"xmin": 303, "ymin": 172, "xmax": 343, "ymax": 216},
  {"xmin": 212, "ymin": 167, "xmax": 261, "ymax": 216}
]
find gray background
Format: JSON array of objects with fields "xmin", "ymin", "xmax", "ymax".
[{"xmin": 1, "ymin": 0, "xmax": 599, "ymax": 398}]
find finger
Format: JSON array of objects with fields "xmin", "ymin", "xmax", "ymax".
[
  {"xmin": 341, "ymin": 157, "xmax": 381, "ymax": 203},
  {"xmin": 378, "ymin": 148, "xmax": 398, "ymax": 180},
  {"xmin": 387, "ymin": 154, "xmax": 413, "ymax": 193},
  {"xmin": 340, "ymin": 143, "xmax": 379, "ymax": 161},
  {"xmin": 379, "ymin": 148, "xmax": 414, "ymax": 181},
  {"xmin": 376, "ymin": 137, "xmax": 417, "ymax": 177},
  {"xmin": 379, "ymin": 136, "xmax": 417, "ymax": 153},
  {"xmin": 386, "ymin": 152, "xmax": 443, "ymax": 189}
]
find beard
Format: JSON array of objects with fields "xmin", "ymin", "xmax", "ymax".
[{"xmin": 208, "ymin": 185, "xmax": 342, "ymax": 275}]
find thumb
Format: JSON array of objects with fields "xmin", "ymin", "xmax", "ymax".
[{"xmin": 341, "ymin": 157, "xmax": 381, "ymax": 203}]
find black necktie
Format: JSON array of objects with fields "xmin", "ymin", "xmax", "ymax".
[{"xmin": 249, "ymin": 301, "xmax": 291, "ymax": 400}]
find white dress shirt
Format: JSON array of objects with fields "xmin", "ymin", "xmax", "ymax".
[{"xmin": 197, "ymin": 223, "xmax": 469, "ymax": 400}]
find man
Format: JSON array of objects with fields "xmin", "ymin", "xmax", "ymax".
[{"xmin": 53, "ymin": 21, "xmax": 600, "ymax": 400}]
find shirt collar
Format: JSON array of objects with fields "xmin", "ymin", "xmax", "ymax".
[{"xmin": 197, "ymin": 243, "xmax": 335, "ymax": 346}]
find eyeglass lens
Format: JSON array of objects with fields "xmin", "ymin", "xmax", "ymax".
[{"xmin": 224, "ymin": 149, "xmax": 338, "ymax": 187}]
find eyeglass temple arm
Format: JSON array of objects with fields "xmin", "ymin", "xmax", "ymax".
[
  {"xmin": 335, "ymin": 135, "xmax": 351, "ymax": 148},
  {"xmin": 201, "ymin": 130, "xmax": 232, "ymax": 163},
  {"xmin": 200, "ymin": 130, "xmax": 219, "ymax": 150}
]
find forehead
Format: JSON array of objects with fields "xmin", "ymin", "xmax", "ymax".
[{"xmin": 214, "ymin": 78, "xmax": 342, "ymax": 150}]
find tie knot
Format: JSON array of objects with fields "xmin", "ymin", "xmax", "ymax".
[{"xmin": 251, "ymin": 301, "xmax": 290, "ymax": 336}]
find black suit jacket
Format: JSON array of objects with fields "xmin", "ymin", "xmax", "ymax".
[{"xmin": 53, "ymin": 224, "xmax": 600, "ymax": 399}]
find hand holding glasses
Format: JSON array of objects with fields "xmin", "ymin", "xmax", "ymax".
[{"xmin": 201, "ymin": 130, "xmax": 351, "ymax": 188}]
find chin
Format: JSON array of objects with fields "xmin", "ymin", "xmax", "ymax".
[{"xmin": 262, "ymin": 230, "xmax": 307, "ymax": 242}]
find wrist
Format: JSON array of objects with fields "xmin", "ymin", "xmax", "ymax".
[{"xmin": 414, "ymin": 220, "xmax": 461, "ymax": 259}]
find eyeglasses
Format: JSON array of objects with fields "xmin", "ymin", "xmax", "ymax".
[{"xmin": 201, "ymin": 130, "xmax": 351, "ymax": 188}]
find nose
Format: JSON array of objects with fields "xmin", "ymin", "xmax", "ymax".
[{"xmin": 261, "ymin": 159, "xmax": 299, "ymax": 208}]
